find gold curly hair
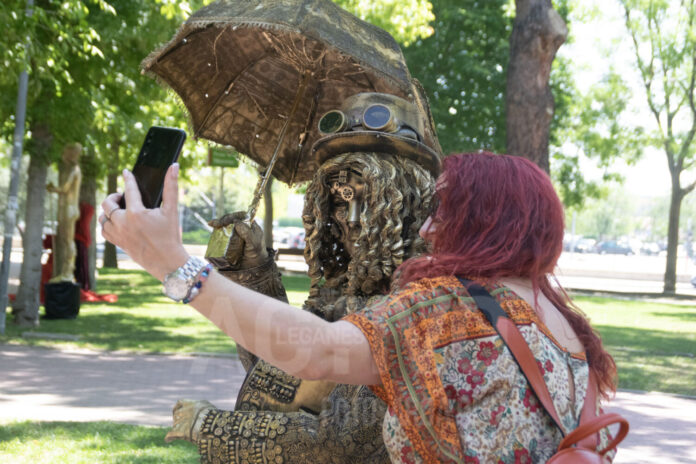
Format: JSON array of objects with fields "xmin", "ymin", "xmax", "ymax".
[{"xmin": 302, "ymin": 152, "xmax": 435, "ymax": 318}]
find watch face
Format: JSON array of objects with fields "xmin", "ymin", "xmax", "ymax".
[{"xmin": 164, "ymin": 275, "xmax": 190, "ymax": 301}]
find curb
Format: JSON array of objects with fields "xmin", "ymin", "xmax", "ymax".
[
  {"xmin": 565, "ymin": 288, "xmax": 696, "ymax": 302},
  {"xmin": 0, "ymin": 341, "xmax": 239, "ymax": 360}
]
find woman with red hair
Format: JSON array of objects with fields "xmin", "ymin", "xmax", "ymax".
[{"xmin": 100, "ymin": 152, "xmax": 618, "ymax": 463}]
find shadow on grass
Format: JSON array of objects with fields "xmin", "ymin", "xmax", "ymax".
[
  {"xmin": 647, "ymin": 310, "xmax": 696, "ymax": 322},
  {"xmin": 595, "ymin": 324, "xmax": 696, "ymax": 395},
  {"xmin": 2, "ymin": 268, "xmax": 239, "ymax": 353},
  {"xmin": 31, "ymin": 312, "xmax": 236, "ymax": 353},
  {"xmin": 1, "ymin": 269, "xmax": 310, "ymax": 353},
  {"xmin": 3, "ymin": 304, "xmax": 236, "ymax": 354},
  {"xmin": 0, "ymin": 421, "xmax": 198, "ymax": 463},
  {"xmin": 596, "ymin": 324, "xmax": 696, "ymax": 355}
]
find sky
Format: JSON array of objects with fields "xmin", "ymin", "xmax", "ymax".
[{"xmin": 557, "ymin": 0, "xmax": 674, "ymax": 198}]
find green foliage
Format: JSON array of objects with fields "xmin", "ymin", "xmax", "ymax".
[
  {"xmin": 0, "ymin": 0, "xmax": 113, "ymax": 162},
  {"xmin": 618, "ymin": 0, "xmax": 696, "ymax": 165},
  {"xmin": 335, "ymin": 0, "xmax": 435, "ymax": 46},
  {"xmin": 547, "ymin": 0, "xmax": 637, "ymax": 209},
  {"xmin": 552, "ymin": 70, "xmax": 647, "ymax": 208},
  {"xmin": 0, "ymin": 0, "xmax": 197, "ymax": 182},
  {"xmin": 403, "ymin": 0, "xmax": 511, "ymax": 154},
  {"xmin": 0, "ymin": 421, "xmax": 199, "ymax": 463},
  {"xmin": 617, "ymin": 0, "xmax": 696, "ymax": 291},
  {"xmin": 85, "ymin": 0, "xmax": 193, "ymax": 180}
]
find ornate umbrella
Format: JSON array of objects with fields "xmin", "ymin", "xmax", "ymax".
[{"xmin": 142, "ymin": 0, "xmax": 429, "ymax": 217}]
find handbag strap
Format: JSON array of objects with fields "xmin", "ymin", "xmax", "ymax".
[{"xmin": 458, "ymin": 277, "xmax": 575, "ymax": 436}]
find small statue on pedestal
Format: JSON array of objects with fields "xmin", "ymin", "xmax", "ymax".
[
  {"xmin": 43, "ymin": 143, "xmax": 83, "ymax": 319},
  {"xmin": 46, "ymin": 143, "xmax": 82, "ymax": 283}
]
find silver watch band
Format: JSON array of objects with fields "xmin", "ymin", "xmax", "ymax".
[{"xmin": 179, "ymin": 256, "xmax": 207, "ymax": 284}]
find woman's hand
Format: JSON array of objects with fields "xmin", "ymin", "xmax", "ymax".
[{"xmin": 99, "ymin": 164, "xmax": 189, "ymax": 281}]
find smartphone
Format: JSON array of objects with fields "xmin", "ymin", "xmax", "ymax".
[{"xmin": 119, "ymin": 126, "xmax": 186, "ymax": 209}]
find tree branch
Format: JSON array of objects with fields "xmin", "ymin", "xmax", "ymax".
[
  {"xmin": 624, "ymin": 4, "xmax": 666, "ymax": 147},
  {"xmin": 682, "ymin": 178, "xmax": 696, "ymax": 197},
  {"xmin": 678, "ymin": 0, "xmax": 696, "ymax": 164}
]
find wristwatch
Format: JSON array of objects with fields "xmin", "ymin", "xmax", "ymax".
[{"xmin": 162, "ymin": 256, "xmax": 207, "ymax": 302}]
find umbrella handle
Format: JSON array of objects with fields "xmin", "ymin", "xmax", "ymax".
[{"xmin": 246, "ymin": 70, "xmax": 312, "ymax": 221}]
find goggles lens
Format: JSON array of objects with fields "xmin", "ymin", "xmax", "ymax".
[
  {"xmin": 318, "ymin": 110, "xmax": 346, "ymax": 134},
  {"xmin": 362, "ymin": 104, "xmax": 392, "ymax": 131}
]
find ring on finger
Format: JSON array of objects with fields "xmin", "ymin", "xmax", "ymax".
[
  {"xmin": 99, "ymin": 215, "xmax": 110, "ymax": 227},
  {"xmin": 106, "ymin": 206, "xmax": 120, "ymax": 220}
]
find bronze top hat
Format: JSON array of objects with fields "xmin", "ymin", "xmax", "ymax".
[{"xmin": 312, "ymin": 91, "xmax": 441, "ymax": 177}]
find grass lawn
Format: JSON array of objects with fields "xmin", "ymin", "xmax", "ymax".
[
  {"xmin": 575, "ymin": 295, "xmax": 696, "ymax": 397},
  {"xmin": 0, "ymin": 421, "xmax": 198, "ymax": 463},
  {"xmin": 2, "ymin": 269, "xmax": 694, "ymax": 395},
  {"xmin": 1, "ymin": 268, "xmax": 310, "ymax": 354},
  {"xmin": 1, "ymin": 276, "xmax": 694, "ymax": 462}
]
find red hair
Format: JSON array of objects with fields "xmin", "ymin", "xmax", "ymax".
[{"xmin": 396, "ymin": 152, "xmax": 617, "ymax": 398}]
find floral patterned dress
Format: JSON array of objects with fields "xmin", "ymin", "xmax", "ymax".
[{"xmin": 344, "ymin": 276, "xmax": 614, "ymax": 464}]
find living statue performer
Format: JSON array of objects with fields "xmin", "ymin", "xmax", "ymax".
[
  {"xmin": 47, "ymin": 143, "xmax": 82, "ymax": 283},
  {"xmin": 165, "ymin": 92, "xmax": 442, "ymax": 463}
]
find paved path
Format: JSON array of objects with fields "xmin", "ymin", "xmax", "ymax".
[{"xmin": 1, "ymin": 344, "xmax": 694, "ymax": 463}]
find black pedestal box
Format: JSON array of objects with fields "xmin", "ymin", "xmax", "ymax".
[{"xmin": 44, "ymin": 281, "xmax": 81, "ymax": 319}]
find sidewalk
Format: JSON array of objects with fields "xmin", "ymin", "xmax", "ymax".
[{"xmin": 1, "ymin": 344, "xmax": 694, "ymax": 463}]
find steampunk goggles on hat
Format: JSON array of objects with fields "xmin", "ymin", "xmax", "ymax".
[
  {"xmin": 311, "ymin": 93, "xmax": 441, "ymax": 177},
  {"xmin": 318, "ymin": 104, "xmax": 418, "ymax": 140}
]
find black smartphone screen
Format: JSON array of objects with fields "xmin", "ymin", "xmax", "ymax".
[{"xmin": 120, "ymin": 126, "xmax": 186, "ymax": 209}]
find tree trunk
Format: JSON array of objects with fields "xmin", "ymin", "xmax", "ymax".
[
  {"xmin": 663, "ymin": 181, "xmax": 683, "ymax": 294},
  {"xmin": 79, "ymin": 147, "xmax": 97, "ymax": 290},
  {"xmin": 102, "ymin": 141, "xmax": 120, "ymax": 269},
  {"xmin": 102, "ymin": 170, "xmax": 119, "ymax": 268},
  {"xmin": 506, "ymin": 0, "xmax": 567, "ymax": 172},
  {"xmin": 263, "ymin": 176, "xmax": 274, "ymax": 249},
  {"xmin": 13, "ymin": 127, "xmax": 51, "ymax": 327}
]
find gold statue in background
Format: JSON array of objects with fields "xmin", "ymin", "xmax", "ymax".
[{"xmin": 47, "ymin": 143, "xmax": 82, "ymax": 283}]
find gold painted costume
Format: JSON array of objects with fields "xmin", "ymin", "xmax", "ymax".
[
  {"xmin": 151, "ymin": 2, "xmax": 443, "ymax": 460},
  {"xmin": 193, "ymin": 152, "xmax": 435, "ymax": 463}
]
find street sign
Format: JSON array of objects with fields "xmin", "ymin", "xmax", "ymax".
[{"xmin": 208, "ymin": 148, "xmax": 239, "ymax": 168}]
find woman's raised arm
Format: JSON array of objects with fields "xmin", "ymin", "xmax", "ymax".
[{"xmin": 99, "ymin": 164, "xmax": 380, "ymax": 385}]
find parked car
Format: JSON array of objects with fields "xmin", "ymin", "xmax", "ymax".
[
  {"xmin": 274, "ymin": 227, "xmax": 305, "ymax": 249},
  {"xmin": 574, "ymin": 238, "xmax": 597, "ymax": 253},
  {"xmin": 595, "ymin": 240, "xmax": 634, "ymax": 255},
  {"xmin": 640, "ymin": 242, "xmax": 661, "ymax": 256}
]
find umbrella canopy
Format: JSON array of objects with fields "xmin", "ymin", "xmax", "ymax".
[{"xmin": 142, "ymin": 0, "xmax": 418, "ymax": 184}]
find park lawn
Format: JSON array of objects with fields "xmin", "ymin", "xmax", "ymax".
[
  {"xmin": 2, "ymin": 269, "xmax": 695, "ymax": 395},
  {"xmin": 575, "ymin": 295, "xmax": 696, "ymax": 397},
  {"xmin": 0, "ymin": 421, "xmax": 198, "ymax": 463},
  {"xmin": 1, "ymin": 268, "xmax": 310, "ymax": 354}
]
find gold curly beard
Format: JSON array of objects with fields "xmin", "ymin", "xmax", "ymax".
[{"xmin": 302, "ymin": 152, "xmax": 435, "ymax": 318}]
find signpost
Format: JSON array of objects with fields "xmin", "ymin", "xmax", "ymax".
[{"xmin": 208, "ymin": 147, "xmax": 239, "ymax": 168}]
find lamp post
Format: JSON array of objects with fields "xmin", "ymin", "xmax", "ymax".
[{"xmin": 0, "ymin": 0, "xmax": 34, "ymax": 335}]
